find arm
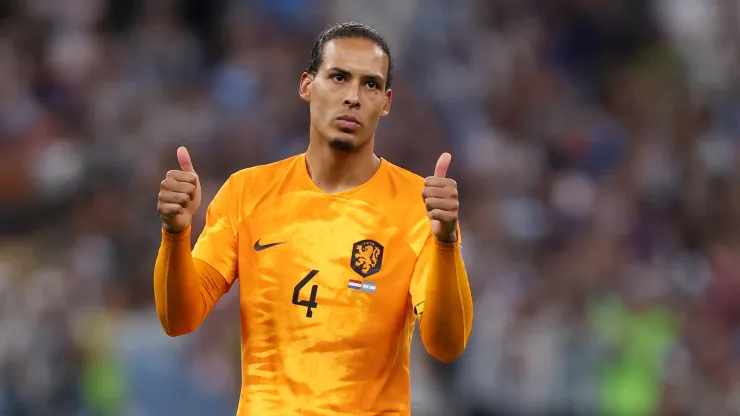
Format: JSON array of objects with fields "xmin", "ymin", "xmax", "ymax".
[
  {"xmin": 411, "ymin": 233, "xmax": 473, "ymax": 362},
  {"xmin": 419, "ymin": 238, "xmax": 473, "ymax": 362},
  {"xmin": 153, "ymin": 226, "xmax": 230, "ymax": 337},
  {"xmin": 154, "ymin": 147, "xmax": 239, "ymax": 337},
  {"xmin": 414, "ymin": 152, "xmax": 473, "ymax": 362}
]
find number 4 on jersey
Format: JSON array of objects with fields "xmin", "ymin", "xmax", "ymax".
[{"xmin": 292, "ymin": 270, "xmax": 319, "ymax": 318}]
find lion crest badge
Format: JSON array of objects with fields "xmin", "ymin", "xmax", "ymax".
[{"xmin": 351, "ymin": 239, "xmax": 384, "ymax": 278}]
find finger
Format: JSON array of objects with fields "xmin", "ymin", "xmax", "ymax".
[
  {"xmin": 158, "ymin": 190, "xmax": 192, "ymax": 206},
  {"xmin": 424, "ymin": 197, "xmax": 459, "ymax": 212},
  {"xmin": 434, "ymin": 152, "xmax": 451, "ymax": 178},
  {"xmin": 423, "ymin": 176, "xmax": 456, "ymax": 188},
  {"xmin": 158, "ymin": 203, "xmax": 185, "ymax": 217},
  {"xmin": 177, "ymin": 146, "xmax": 197, "ymax": 174},
  {"xmin": 422, "ymin": 186, "xmax": 458, "ymax": 200},
  {"xmin": 161, "ymin": 178, "xmax": 197, "ymax": 197},
  {"xmin": 427, "ymin": 209, "xmax": 458, "ymax": 223},
  {"xmin": 166, "ymin": 170, "xmax": 199, "ymax": 186}
]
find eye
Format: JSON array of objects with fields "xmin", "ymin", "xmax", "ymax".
[
  {"xmin": 331, "ymin": 74, "xmax": 346, "ymax": 83},
  {"xmin": 365, "ymin": 81, "xmax": 378, "ymax": 90}
]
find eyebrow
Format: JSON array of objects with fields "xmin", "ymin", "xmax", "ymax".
[{"xmin": 327, "ymin": 67, "xmax": 385, "ymax": 86}]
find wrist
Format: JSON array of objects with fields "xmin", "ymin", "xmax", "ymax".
[
  {"xmin": 163, "ymin": 223, "xmax": 191, "ymax": 236},
  {"xmin": 435, "ymin": 230, "xmax": 458, "ymax": 244},
  {"xmin": 433, "ymin": 236, "xmax": 459, "ymax": 252}
]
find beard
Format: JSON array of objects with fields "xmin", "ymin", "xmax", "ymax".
[{"xmin": 328, "ymin": 137, "xmax": 356, "ymax": 152}]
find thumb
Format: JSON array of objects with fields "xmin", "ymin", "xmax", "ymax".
[
  {"xmin": 434, "ymin": 152, "xmax": 451, "ymax": 178},
  {"xmin": 177, "ymin": 146, "xmax": 196, "ymax": 174}
]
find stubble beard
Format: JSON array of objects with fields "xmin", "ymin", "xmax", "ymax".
[{"xmin": 328, "ymin": 137, "xmax": 356, "ymax": 152}]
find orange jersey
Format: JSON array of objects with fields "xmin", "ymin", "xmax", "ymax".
[{"xmin": 191, "ymin": 154, "xmax": 453, "ymax": 415}]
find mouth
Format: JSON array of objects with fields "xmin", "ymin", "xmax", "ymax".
[{"xmin": 335, "ymin": 115, "xmax": 361, "ymax": 130}]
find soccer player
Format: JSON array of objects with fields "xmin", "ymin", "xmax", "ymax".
[{"xmin": 154, "ymin": 22, "xmax": 473, "ymax": 415}]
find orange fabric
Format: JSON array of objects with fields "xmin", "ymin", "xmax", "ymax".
[
  {"xmin": 418, "ymin": 238, "xmax": 473, "ymax": 363},
  {"xmin": 154, "ymin": 226, "xmax": 229, "ymax": 336},
  {"xmin": 153, "ymin": 153, "xmax": 473, "ymax": 415}
]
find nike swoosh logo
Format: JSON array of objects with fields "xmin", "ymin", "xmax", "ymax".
[{"xmin": 254, "ymin": 239, "xmax": 286, "ymax": 251}]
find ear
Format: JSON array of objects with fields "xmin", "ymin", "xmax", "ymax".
[
  {"xmin": 299, "ymin": 72, "xmax": 313, "ymax": 103},
  {"xmin": 380, "ymin": 88, "xmax": 392, "ymax": 117}
]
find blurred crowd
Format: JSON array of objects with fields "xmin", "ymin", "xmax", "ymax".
[{"xmin": 1, "ymin": 0, "xmax": 740, "ymax": 415}]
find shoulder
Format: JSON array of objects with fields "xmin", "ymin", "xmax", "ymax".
[
  {"xmin": 379, "ymin": 159, "xmax": 426, "ymax": 214},
  {"xmin": 210, "ymin": 154, "xmax": 302, "ymax": 212},
  {"xmin": 378, "ymin": 159, "xmax": 432, "ymax": 245},
  {"xmin": 228, "ymin": 154, "xmax": 302, "ymax": 187},
  {"xmin": 381, "ymin": 158, "xmax": 426, "ymax": 192}
]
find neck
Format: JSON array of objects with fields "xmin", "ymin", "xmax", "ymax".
[{"xmin": 305, "ymin": 137, "xmax": 380, "ymax": 194}]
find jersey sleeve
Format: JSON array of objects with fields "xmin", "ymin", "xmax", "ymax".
[
  {"xmin": 409, "ymin": 231, "xmax": 433, "ymax": 316},
  {"xmin": 192, "ymin": 176, "xmax": 239, "ymax": 286},
  {"xmin": 409, "ymin": 224, "xmax": 463, "ymax": 316}
]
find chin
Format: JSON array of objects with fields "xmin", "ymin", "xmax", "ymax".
[{"xmin": 328, "ymin": 137, "xmax": 356, "ymax": 152}]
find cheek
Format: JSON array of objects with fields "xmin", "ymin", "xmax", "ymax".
[
  {"xmin": 309, "ymin": 94, "xmax": 330, "ymax": 121},
  {"xmin": 314, "ymin": 91, "xmax": 338, "ymax": 118},
  {"xmin": 365, "ymin": 101, "xmax": 385, "ymax": 120},
  {"xmin": 365, "ymin": 92, "xmax": 386, "ymax": 111}
]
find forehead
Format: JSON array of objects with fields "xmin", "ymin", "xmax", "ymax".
[{"xmin": 320, "ymin": 38, "xmax": 388, "ymax": 76}]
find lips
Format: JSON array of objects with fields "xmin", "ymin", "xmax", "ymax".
[{"xmin": 336, "ymin": 115, "xmax": 360, "ymax": 130}]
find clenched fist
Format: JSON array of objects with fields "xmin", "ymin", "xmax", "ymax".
[{"xmin": 158, "ymin": 146, "xmax": 202, "ymax": 234}]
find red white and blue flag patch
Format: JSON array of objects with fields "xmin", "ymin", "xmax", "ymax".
[{"xmin": 348, "ymin": 279, "xmax": 362, "ymax": 290}]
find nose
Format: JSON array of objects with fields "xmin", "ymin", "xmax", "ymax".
[{"xmin": 343, "ymin": 86, "xmax": 360, "ymax": 108}]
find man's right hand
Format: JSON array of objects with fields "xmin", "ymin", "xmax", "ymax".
[{"xmin": 158, "ymin": 146, "xmax": 202, "ymax": 234}]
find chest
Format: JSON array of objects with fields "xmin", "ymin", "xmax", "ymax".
[{"xmin": 236, "ymin": 192, "xmax": 419, "ymax": 331}]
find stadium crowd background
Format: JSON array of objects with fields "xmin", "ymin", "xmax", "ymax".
[{"xmin": 1, "ymin": 0, "xmax": 740, "ymax": 415}]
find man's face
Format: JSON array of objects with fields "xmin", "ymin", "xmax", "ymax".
[{"xmin": 300, "ymin": 38, "xmax": 392, "ymax": 151}]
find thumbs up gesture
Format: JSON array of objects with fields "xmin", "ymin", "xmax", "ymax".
[
  {"xmin": 157, "ymin": 147, "xmax": 202, "ymax": 234},
  {"xmin": 422, "ymin": 153, "xmax": 459, "ymax": 243}
]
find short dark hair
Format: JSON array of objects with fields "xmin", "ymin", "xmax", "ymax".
[{"xmin": 305, "ymin": 22, "xmax": 393, "ymax": 90}]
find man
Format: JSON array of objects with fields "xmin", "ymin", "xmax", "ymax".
[{"xmin": 154, "ymin": 22, "xmax": 473, "ymax": 415}]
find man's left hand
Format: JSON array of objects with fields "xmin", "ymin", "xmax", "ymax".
[{"xmin": 423, "ymin": 152, "xmax": 459, "ymax": 243}]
